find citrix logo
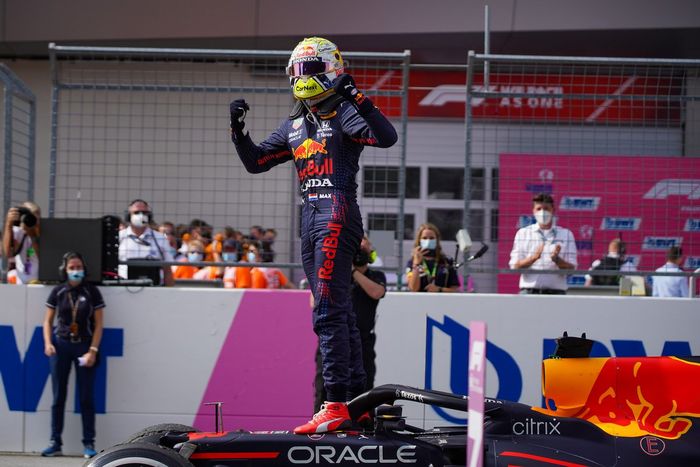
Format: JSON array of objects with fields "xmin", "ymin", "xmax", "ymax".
[{"xmin": 512, "ymin": 418, "xmax": 561, "ymax": 435}]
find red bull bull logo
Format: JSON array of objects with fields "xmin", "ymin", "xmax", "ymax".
[
  {"xmin": 536, "ymin": 356, "xmax": 700, "ymax": 439},
  {"xmin": 294, "ymin": 138, "xmax": 327, "ymax": 161}
]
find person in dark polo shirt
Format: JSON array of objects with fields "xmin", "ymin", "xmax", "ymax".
[{"xmin": 41, "ymin": 251, "xmax": 105, "ymax": 459}]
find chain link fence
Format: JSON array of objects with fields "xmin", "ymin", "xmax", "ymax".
[
  {"xmin": 49, "ymin": 44, "xmax": 409, "ymax": 283},
  {"xmin": 462, "ymin": 53, "xmax": 700, "ymax": 293},
  {"xmin": 0, "ymin": 63, "xmax": 36, "ymax": 277},
  {"xmin": 45, "ymin": 45, "xmax": 700, "ymax": 293}
]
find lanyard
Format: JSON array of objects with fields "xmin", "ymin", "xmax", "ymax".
[
  {"xmin": 422, "ymin": 260, "xmax": 438, "ymax": 281},
  {"xmin": 67, "ymin": 290, "xmax": 80, "ymax": 336},
  {"xmin": 537, "ymin": 227, "xmax": 557, "ymax": 243}
]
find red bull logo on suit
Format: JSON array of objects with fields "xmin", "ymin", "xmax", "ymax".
[{"xmin": 294, "ymin": 138, "xmax": 327, "ymax": 160}]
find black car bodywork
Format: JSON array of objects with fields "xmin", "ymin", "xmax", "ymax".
[{"xmin": 86, "ymin": 335, "xmax": 700, "ymax": 466}]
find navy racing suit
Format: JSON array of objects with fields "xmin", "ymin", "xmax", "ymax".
[{"xmin": 231, "ymin": 96, "xmax": 397, "ymax": 402}]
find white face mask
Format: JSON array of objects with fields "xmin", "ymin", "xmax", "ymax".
[
  {"xmin": 247, "ymin": 252, "xmax": 257, "ymax": 263},
  {"xmin": 534, "ymin": 209, "xmax": 553, "ymax": 226},
  {"xmin": 130, "ymin": 213, "xmax": 149, "ymax": 228},
  {"xmin": 420, "ymin": 238, "xmax": 437, "ymax": 250}
]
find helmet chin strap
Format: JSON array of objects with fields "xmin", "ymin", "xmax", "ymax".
[{"xmin": 301, "ymin": 99, "xmax": 322, "ymax": 127}]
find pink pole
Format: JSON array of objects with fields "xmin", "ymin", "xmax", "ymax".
[{"xmin": 467, "ymin": 321, "xmax": 486, "ymax": 467}]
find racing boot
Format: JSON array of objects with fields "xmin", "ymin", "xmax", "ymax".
[{"xmin": 294, "ymin": 402, "xmax": 351, "ymax": 434}]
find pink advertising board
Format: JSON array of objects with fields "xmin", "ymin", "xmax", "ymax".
[{"xmin": 497, "ymin": 154, "xmax": 700, "ymax": 293}]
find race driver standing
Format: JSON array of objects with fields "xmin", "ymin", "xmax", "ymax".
[{"xmin": 229, "ymin": 37, "xmax": 397, "ymax": 434}]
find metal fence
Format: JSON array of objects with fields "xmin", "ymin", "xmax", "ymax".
[
  {"xmin": 46, "ymin": 44, "xmax": 700, "ymax": 293},
  {"xmin": 463, "ymin": 53, "xmax": 700, "ymax": 293},
  {"xmin": 0, "ymin": 63, "xmax": 36, "ymax": 276},
  {"xmin": 49, "ymin": 44, "xmax": 410, "ymax": 283}
]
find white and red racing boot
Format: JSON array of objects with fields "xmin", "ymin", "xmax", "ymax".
[{"xmin": 294, "ymin": 402, "xmax": 351, "ymax": 434}]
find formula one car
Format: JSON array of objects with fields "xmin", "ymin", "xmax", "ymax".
[{"xmin": 85, "ymin": 335, "xmax": 700, "ymax": 466}]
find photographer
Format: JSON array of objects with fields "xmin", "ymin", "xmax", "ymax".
[
  {"xmin": 3, "ymin": 201, "xmax": 41, "ymax": 284},
  {"xmin": 406, "ymin": 223, "xmax": 459, "ymax": 293}
]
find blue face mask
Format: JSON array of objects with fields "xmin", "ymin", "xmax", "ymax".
[
  {"xmin": 188, "ymin": 252, "xmax": 203, "ymax": 263},
  {"xmin": 67, "ymin": 270, "xmax": 85, "ymax": 282},
  {"xmin": 247, "ymin": 252, "xmax": 257, "ymax": 263},
  {"xmin": 420, "ymin": 239, "xmax": 437, "ymax": 250},
  {"xmin": 222, "ymin": 252, "xmax": 237, "ymax": 262}
]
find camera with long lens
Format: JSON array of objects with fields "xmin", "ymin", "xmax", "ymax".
[{"xmin": 12, "ymin": 207, "xmax": 37, "ymax": 228}]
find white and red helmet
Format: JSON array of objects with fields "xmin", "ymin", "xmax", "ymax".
[{"xmin": 287, "ymin": 37, "xmax": 344, "ymax": 101}]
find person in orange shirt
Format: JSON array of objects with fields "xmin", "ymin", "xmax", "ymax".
[
  {"xmin": 172, "ymin": 240, "xmax": 205, "ymax": 280},
  {"xmin": 223, "ymin": 240, "xmax": 252, "ymax": 288},
  {"xmin": 249, "ymin": 243, "xmax": 295, "ymax": 289}
]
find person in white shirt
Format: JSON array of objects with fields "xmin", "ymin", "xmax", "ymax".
[
  {"xmin": 509, "ymin": 193, "xmax": 577, "ymax": 294},
  {"xmin": 118, "ymin": 199, "xmax": 174, "ymax": 286},
  {"xmin": 652, "ymin": 246, "xmax": 689, "ymax": 298},
  {"xmin": 3, "ymin": 201, "xmax": 41, "ymax": 284}
]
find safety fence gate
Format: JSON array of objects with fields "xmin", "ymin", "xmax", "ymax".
[
  {"xmin": 49, "ymin": 44, "xmax": 410, "ymax": 283},
  {"xmin": 464, "ymin": 52, "xmax": 700, "ymax": 293},
  {"xmin": 0, "ymin": 64, "xmax": 36, "ymax": 277}
]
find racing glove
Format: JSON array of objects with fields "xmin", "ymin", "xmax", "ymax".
[
  {"xmin": 229, "ymin": 99, "xmax": 250, "ymax": 139},
  {"xmin": 333, "ymin": 74, "xmax": 374, "ymax": 115}
]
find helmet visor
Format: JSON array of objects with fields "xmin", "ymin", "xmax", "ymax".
[{"xmin": 287, "ymin": 59, "xmax": 335, "ymax": 77}]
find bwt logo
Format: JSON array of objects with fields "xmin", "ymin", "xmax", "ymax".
[
  {"xmin": 642, "ymin": 236, "xmax": 682, "ymax": 251},
  {"xmin": 0, "ymin": 326, "xmax": 123, "ymax": 412},
  {"xmin": 684, "ymin": 219, "xmax": 700, "ymax": 232},
  {"xmin": 601, "ymin": 217, "xmax": 641, "ymax": 231},
  {"xmin": 685, "ymin": 257, "xmax": 700, "ymax": 269},
  {"xmin": 559, "ymin": 196, "xmax": 600, "ymax": 211}
]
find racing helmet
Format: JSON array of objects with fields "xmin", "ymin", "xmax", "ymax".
[{"xmin": 287, "ymin": 37, "xmax": 344, "ymax": 101}]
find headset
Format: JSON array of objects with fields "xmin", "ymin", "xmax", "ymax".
[
  {"xmin": 58, "ymin": 251, "xmax": 88, "ymax": 282},
  {"xmin": 124, "ymin": 199, "xmax": 154, "ymax": 225}
]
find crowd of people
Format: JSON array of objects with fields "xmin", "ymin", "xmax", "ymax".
[
  {"xmin": 118, "ymin": 199, "xmax": 288, "ymax": 289},
  {"xmin": 2, "ymin": 196, "xmax": 695, "ymax": 298}
]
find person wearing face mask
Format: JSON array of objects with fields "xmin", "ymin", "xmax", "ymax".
[
  {"xmin": 41, "ymin": 252, "xmax": 105, "ymax": 458},
  {"xmin": 509, "ymin": 193, "xmax": 577, "ymax": 294},
  {"xmin": 172, "ymin": 240, "xmax": 206, "ymax": 280},
  {"xmin": 223, "ymin": 240, "xmax": 253, "ymax": 289},
  {"xmin": 406, "ymin": 223, "xmax": 460, "ymax": 293},
  {"xmin": 118, "ymin": 199, "xmax": 174, "ymax": 286}
]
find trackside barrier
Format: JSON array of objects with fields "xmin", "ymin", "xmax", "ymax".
[{"xmin": 1, "ymin": 284, "xmax": 697, "ymax": 454}]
